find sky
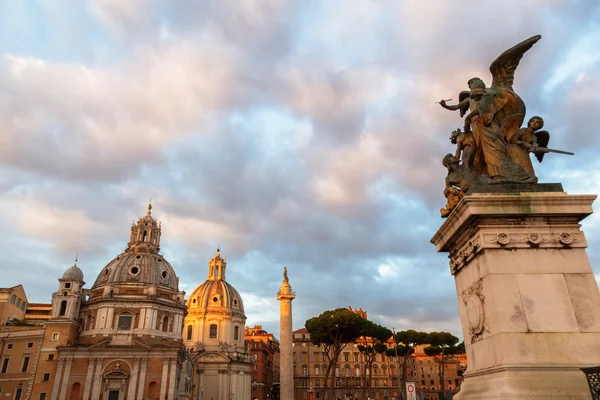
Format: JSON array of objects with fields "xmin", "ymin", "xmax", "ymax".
[{"xmin": 1, "ymin": 0, "xmax": 600, "ymax": 340}]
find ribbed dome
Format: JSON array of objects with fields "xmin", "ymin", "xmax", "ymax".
[
  {"xmin": 62, "ymin": 264, "xmax": 84, "ymax": 281},
  {"xmin": 186, "ymin": 279, "xmax": 245, "ymax": 314},
  {"xmin": 92, "ymin": 251, "xmax": 178, "ymax": 290}
]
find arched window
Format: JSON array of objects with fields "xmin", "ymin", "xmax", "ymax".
[
  {"xmin": 234, "ymin": 326, "xmax": 239, "ymax": 341},
  {"xmin": 148, "ymin": 382, "xmax": 158, "ymax": 399},
  {"xmin": 162, "ymin": 316, "xmax": 169, "ymax": 333},
  {"xmin": 59, "ymin": 300, "xmax": 67, "ymax": 317},
  {"xmin": 209, "ymin": 324, "xmax": 218, "ymax": 339},
  {"xmin": 71, "ymin": 382, "xmax": 81, "ymax": 399},
  {"xmin": 142, "ymin": 230, "xmax": 147, "ymax": 242},
  {"xmin": 215, "ymin": 266, "xmax": 219, "ymax": 277},
  {"xmin": 187, "ymin": 325, "xmax": 193, "ymax": 340}
]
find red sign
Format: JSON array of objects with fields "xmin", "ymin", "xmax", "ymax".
[{"xmin": 309, "ymin": 392, "xmax": 314, "ymax": 400}]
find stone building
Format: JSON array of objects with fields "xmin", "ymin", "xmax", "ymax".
[
  {"xmin": 0, "ymin": 205, "xmax": 193, "ymax": 400},
  {"xmin": 37, "ymin": 205, "xmax": 191, "ymax": 400},
  {"xmin": 24, "ymin": 304, "xmax": 52, "ymax": 326},
  {"xmin": 245, "ymin": 325, "xmax": 280, "ymax": 400},
  {"xmin": 291, "ymin": 321, "xmax": 466, "ymax": 400},
  {"xmin": 0, "ymin": 325, "xmax": 45, "ymax": 400},
  {"xmin": 183, "ymin": 249, "xmax": 252, "ymax": 400},
  {"xmin": 0, "ymin": 285, "xmax": 28, "ymax": 324}
]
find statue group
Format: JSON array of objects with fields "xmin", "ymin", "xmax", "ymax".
[{"xmin": 438, "ymin": 35, "xmax": 573, "ymax": 217}]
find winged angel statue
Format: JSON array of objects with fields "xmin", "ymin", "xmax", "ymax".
[{"xmin": 438, "ymin": 35, "xmax": 573, "ymax": 217}]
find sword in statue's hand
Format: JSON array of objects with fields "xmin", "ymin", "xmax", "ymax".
[{"xmin": 530, "ymin": 146, "xmax": 575, "ymax": 156}]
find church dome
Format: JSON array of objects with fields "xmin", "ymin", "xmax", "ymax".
[
  {"xmin": 91, "ymin": 204, "xmax": 179, "ymax": 291},
  {"xmin": 62, "ymin": 264, "xmax": 84, "ymax": 281},
  {"xmin": 185, "ymin": 249, "xmax": 244, "ymax": 315},
  {"xmin": 187, "ymin": 279, "xmax": 245, "ymax": 314},
  {"xmin": 92, "ymin": 251, "xmax": 178, "ymax": 290}
]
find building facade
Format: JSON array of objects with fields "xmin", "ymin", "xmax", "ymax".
[
  {"xmin": 0, "ymin": 285, "xmax": 28, "ymax": 325},
  {"xmin": 245, "ymin": 325, "xmax": 280, "ymax": 400},
  {"xmin": 292, "ymin": 320, "xmax": 466, "ymax": 400},
  {"xmin": 0, "ymin": 205, "xmax": 193, "ymax": 400},
  {"xmin": 183, "ymin": 249, "xmax": 252, "ymax": 400}
]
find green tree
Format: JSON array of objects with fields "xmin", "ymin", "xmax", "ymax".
[
  {"xmin": 423, "ymin": 332, "xmax": 461, "ymax": 400},
  {"xmin": 386, "ymin": 330, "xmax": 428, "ymax": 399},
  {"xmin": 357, "ymin": 321, "xmax": 392, "ymax": 400},
  {"xmin": 305, "ymin": 308, "xmax": 366, "ymax": 400}
]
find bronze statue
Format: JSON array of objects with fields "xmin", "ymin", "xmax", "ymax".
[{"xmin": 437, "ymin": 35, "xmax": 573, "ymax": 217}]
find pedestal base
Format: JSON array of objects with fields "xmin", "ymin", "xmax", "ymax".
[
  {"xmin": 456, "ymin": 366, "xmax": 592, "ymax": 400},
  {"xmin": 431, "ymin": 191, "xmax": 600, "ymax": 400}
]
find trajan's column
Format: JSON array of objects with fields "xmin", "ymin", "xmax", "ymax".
[{"xmin": 277, "ymin": 267, "xmax": 296, "ymax": 400}]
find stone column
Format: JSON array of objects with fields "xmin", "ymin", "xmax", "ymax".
[
  {"xmin": 160, "ymin": 359, "xmax": 169, "ymax": 400},
  {"xmin": 167, "ymin": 358, "xmax": 177, "ymax": 400},
  {"xmin": 277, "ymin": 268, "xmax": 296, "ymax": 400},
  {"xmin": 127, "ymin": 358, "xmax": 140, "ymax": 400},
  {"xmin": 431, "ymin": 191, "xmax": 600, "ymax": 399},
  {"xmin": 90, "ymin": 358, "xmax": 104, "ymax": 400},
  {"xmin": 137, "ymin": 358, "xmax": 148, "ymax": 400},
  {"xmin": 59, "ymin": 358, "xmax": 73, "ymax": 400},
  {"xmin": 50, "ymin": 358, "xmax": 64, "ymax": 400},
  {"xmin": 82, "ymin": 358, "xmax": 95, "ymax": 400}
]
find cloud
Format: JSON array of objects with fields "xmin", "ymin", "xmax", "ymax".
[{"xmin": 1, "ymin": 0, "xmax": 599, "ymax": 340}]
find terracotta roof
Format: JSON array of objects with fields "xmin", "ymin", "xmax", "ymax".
[{"xmin": 293, "ymin": 328, "xmax": 309, "ymax": 333}]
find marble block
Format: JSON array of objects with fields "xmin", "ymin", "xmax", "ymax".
[{"xmin": 431, "ymin": 192, "xmax": 600, "ymax": 399}]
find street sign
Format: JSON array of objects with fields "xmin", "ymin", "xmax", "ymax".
[{"xmin": 406, "ymin": 382, "xmax": 416, "ymax": 400}]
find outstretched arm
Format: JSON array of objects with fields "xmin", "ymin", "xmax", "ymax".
[{"xmin": 440, "ymin": 99, "xmax": 469, "ymax": 111}]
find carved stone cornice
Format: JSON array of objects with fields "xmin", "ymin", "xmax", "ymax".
[{"xmin": 431, "ymin": 193, "xmax": 596, "ymax": 252}]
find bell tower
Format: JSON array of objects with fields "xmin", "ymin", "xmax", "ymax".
[{"xmin": 50, "ymin": 262, "xmax": 85, "ymax": 321}]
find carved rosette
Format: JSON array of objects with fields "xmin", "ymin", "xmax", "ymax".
[{"xmin": 461, "ymin": 281, "xmax": 485, "ymax": 344}]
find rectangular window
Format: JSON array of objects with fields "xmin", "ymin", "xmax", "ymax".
[
  {"xmin": 234, "ymin": 326, "xmax": 239, "ymax": 341},
  {"xmin": 27, "ymin": 342, "xmax": 33, "ymax": 348},
  {"xmin": 1, "ymin": 358, "xmax": 9, "ymax": 373},
  {"xmin": 43, "ymin": 373, "xmax": 51, "ymax": 381},
  {"xmin": 11, "ymin": 295, "xmax": 16, "ymax": 304},
  {"xmin": 16, "ymin": 298, "xmax": 21, "ymax": 308},
  {"xmin": 117, "ymin": 316, "xmax": 132, "ymax": 330},
  {"xmin": 7, "ymin": 344, "xmax": 12, "ymax": 349},
  {"xmin": 39, "ymin": 394, "xmax": 47, "ymax": 400},
  {"xmin": 209, "ymin": 324, "xmax": 217, "ymax": 339},
  {"xmin": 51, "ymin": 333, "xmax": 59, "ymax": 341},
  {"xmin": 354, "ymin": 353, "xmax": 359, "ymax": 362},
  {"xmin": 344, "ymin": 353, "xmax": 349, "ymax": 362},
  {"xmin": 22, "ymin": 356, "xmax": 30, "ymax": 372},
  {"xmin": 64, "ymin": 283, "xmax": 71, "ymax": 289},
  {"xmin": 48, "ymin": 354, "xmax": 54, "ymax": 360}
]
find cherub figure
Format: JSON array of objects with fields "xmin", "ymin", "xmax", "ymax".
[
  {"xmin": 505, "ymin": 116, "xmax": 549, "ymax": 174},
  {"xmin": 441, "ymin": 186, "xmax": 464, "ymax": 218},
  {"xmin": 450, "ymin": 128, "xmax": 475, "ymax": 169},
  {"xmin": 440, "ymin": 154, "xmax": 469, "ymax": 217}
]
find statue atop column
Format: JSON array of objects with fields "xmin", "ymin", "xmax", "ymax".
[{"xmin": 438, "ymin": 35, "xmax": 573, "ymax": 217}]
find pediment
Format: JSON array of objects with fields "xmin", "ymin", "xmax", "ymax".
[{"xmin": 104, "ymin": 370, "xmax": 128, "ymax": 379}]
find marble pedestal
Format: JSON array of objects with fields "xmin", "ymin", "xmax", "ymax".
[{"xmin": 431, "ymin": 191, "xmax": 600, "ymax": 399}]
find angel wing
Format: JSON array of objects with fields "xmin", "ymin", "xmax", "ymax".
[
  {"xmin": 490, "ymin": 35, "xmax": 542, "ymax": 91},
  {"xmin": 458, "ymin": 90, "xmax": 471, "ymax": 117},
  {"xmin": 534, "ymin": 130, "xmax": 550, "ymax": 162}
]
